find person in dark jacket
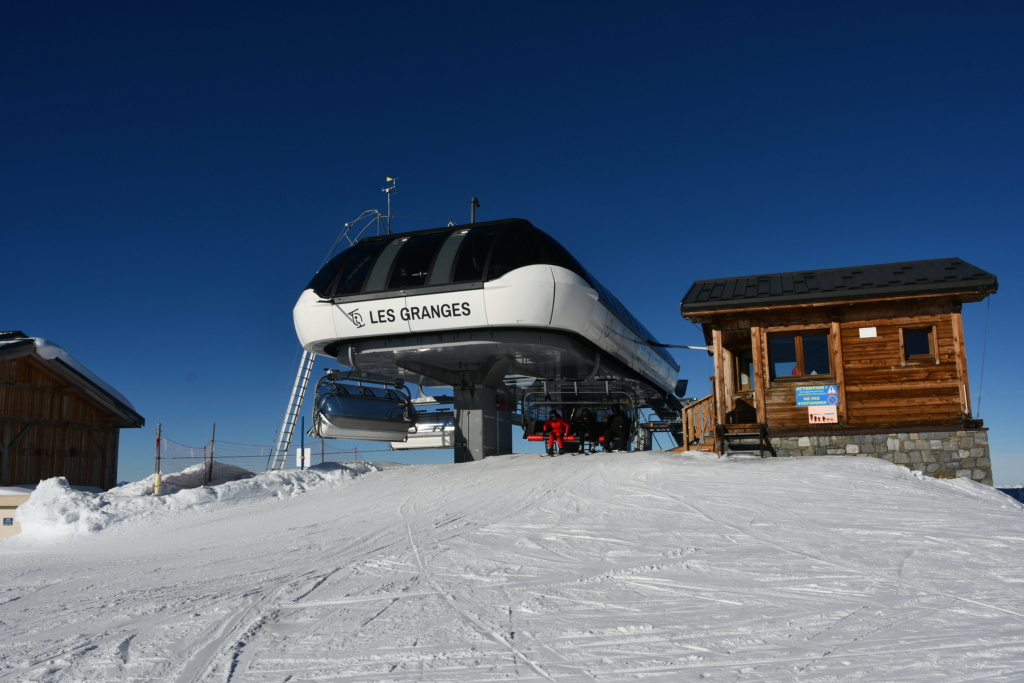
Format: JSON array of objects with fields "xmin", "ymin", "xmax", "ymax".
[
  {"xmin": 603, "ymin": 405, "xmax": 631, "ymax": 452},
  {"xmin": 572, "ymin": 408, "xmax": 599, "ymax": 454}
]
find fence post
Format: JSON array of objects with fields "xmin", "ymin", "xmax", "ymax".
[
  {"xmin": 154, "ymin": 423, "xmax": 162, "ymax": 496},
  {"xmin": 207, "ymin": 423, "xmax": 216, "ymax": 485}
]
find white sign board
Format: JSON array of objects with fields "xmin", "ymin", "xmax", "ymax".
[
  {"xmin": 808, "ymin": 405, "xmax": 838, "ymax": 424},
  {"xmin": 296, "ymin": 447, "xmax": 311, "ymax": 468}
]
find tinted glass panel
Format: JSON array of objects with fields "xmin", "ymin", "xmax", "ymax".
[
  {"xmin": 487, "ymin": 228, "xmax": 546, "ymax": 279},
  {"xmin": 803, "ymin": 333, "xmax": 831, "ymax": 375},
  {"xmin": 306, "ymin": 240, "xmax": 388, "ymax": 298},
  {"xmin": 540, "ymin": 236, "xmax": 588, "ymax": 278},
  {"xmin": 770, "ymin": 336, "xmax": 797, "ymax": 379},
  {"xmin": 364, "ymin": 239, "xmax": 407, "ymax": 292},
  {"xmin": 427, "ymin": 231, "xmax": 468, "ymax": 285},
  {"xmin": 904, "ymin": 329, "xmax": 932, "ymax": 358},
  {"xmin": 387, "ymin": 232, "xmax": 449, "ymax": 290},
  {"xmin": 452, "ymin": 227, "xmax": 499, "ymax": 283},
  {"xmin": 334, "ymin": 240, "xmax": 388, "ymax": 296}
]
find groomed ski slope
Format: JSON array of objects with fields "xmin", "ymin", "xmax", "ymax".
[{"xmin": 3, "ymin": 451, "xmax": 1024, "ymax": 681}]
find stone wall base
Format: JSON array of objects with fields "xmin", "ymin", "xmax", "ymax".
[{"xmin": 770, "ymin": 429, "xmax": 992, "ymax": 486}]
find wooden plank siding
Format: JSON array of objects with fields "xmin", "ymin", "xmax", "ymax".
[
  {"xmin": 836, "ymin": 310, "xmax": 966, "ymax": 428},
  {"xmin": 1, "ymin": 354, "xmax": 124, "ymax": 489},
  {"xmin": 729, "ymin": 299, "xmax": 973, "ymax": 434}
]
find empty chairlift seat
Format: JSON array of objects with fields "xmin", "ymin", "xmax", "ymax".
[{"xmin": 311, "ymin": 376, "xmax": 417, "ymax": 442}]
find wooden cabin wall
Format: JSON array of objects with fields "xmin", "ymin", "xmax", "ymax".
[
  {"xmin": 1, "ymin": 355, "xmax": 120, "ymax": 489},
  {"xmin": 754, "ymin": 299, "xmax": 968, "ymax": 432},
  {"xmin": 2, "ymin": 423, "xmax": 119, "ymax": 489},
  {"xmin": 839, "ymin": 312, "xmax": 965, "ymax": 427}
]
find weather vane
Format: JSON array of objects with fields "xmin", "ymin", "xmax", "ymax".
[{"xmin": 382, "ymin": 177, "xmax": 397, "ymax": 233}]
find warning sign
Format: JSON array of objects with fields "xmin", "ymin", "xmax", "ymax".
[{"xmin": 795, "ymin": 385, "xmax": 839, "ymax": 406}]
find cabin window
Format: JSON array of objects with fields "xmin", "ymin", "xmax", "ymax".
[
  {"xmin": 734, "ymin": 347, "xmax": 753, "ymax": 391},
  {"xmin": 769, "ymin": 331, "xmax": 831, "ymax": 380},
  {"xmin": 386, "ymin": 231, "xmax": 449, "ymax": 290},
  {"xmin": 451, "ymin": 226, "xmax": 499, "ymax": 283},
  {"xmin": 901, "ymin": 327, "xmax": 936, "ymax": 363},
  {"xmin": 309, "ymin": 239, "xmax": 389, "ymax": 298},
  {"xmin": 427, "ymin": 230, "xmax": 469, "ymax": 285},
  {"xmin": 364, "ymin": 238, "xmax": 408, "ymax": 292},
  {"xmin": 487, "ymin": 228, "xmax": 547, "ymax": 280}
]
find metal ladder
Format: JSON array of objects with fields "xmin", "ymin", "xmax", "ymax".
[{"xmin": 269, "ymin": 350, "xmax": 316, "ymax": 470}]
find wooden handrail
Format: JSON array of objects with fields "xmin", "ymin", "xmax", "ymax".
[{"xmin": 681, "ymin": 394, "xmax": 716, "ymax": 450}]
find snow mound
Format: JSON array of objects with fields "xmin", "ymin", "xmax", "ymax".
[
  {"xmin": 16, "ymin": 461, "xmax": 381, "ymax": 538},
  {"xmin": 112, "ymin": 461, "xmax": 257, "ymax": 496}
]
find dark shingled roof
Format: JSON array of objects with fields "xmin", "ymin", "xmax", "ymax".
[{"xmin": 681, "ymin": 257, "xmax": 997, "ymax": 314}]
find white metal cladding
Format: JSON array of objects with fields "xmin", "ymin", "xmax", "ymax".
[{"xmin": 294, "ymin": 264, "xmax": 677, "ymax": 394}]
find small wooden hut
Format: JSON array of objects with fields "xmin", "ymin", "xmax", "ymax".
[
  {"xmin": 680, "ymin": 258, "xmax": 998, "ymax": 484},
  {"xmin": 0, "ymin": 331, "xmax": 144, "ymax": 490}
]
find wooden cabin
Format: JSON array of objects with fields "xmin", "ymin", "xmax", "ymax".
[
  {"xmin": 680, "ymin": 258, "xmax": 998, "ymax": 485},
  {"xmin": 0, "ymin": 331, "xmax": 144, "ymax": 490}
]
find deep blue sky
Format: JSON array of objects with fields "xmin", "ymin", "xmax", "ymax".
[{"xmin": 4, "ymin": 1, "xmax": 1022, "ymax": 484}]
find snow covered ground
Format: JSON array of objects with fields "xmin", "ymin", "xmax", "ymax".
[{"xmin": 3, "ymin": 451, "xmax": 1024, "ymax": 682}]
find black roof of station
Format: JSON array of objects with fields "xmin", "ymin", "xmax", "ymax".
[{"xmin": 681, "ymin": 257, "xmax": 998, "ymax": 314}]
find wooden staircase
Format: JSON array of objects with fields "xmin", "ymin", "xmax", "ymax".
[
  {"xmin": 678, "ymin": 395, "xmax": 777, "ymax": 458},
  {"xmin": 715, "ymin": 423, "xmax": 777, "ymax": 458}
]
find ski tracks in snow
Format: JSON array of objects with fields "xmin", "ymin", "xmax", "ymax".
[{"xmin": 4, "ymin": 453, "xmax": 1024, "ymax": 681}]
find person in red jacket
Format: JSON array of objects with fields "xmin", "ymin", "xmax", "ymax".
[{"xmin": 543, "ymin": 410, "xmax": 570, "ymax": 455}]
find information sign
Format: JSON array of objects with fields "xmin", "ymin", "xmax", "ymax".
[{"xmin": 795, "ymin": 385, "xmax": 840, "ymax": 406}]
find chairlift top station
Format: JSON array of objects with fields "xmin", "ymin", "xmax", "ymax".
[{"xmin": 278, "ymin": 187, "xmax": 687, "ymax": 464}]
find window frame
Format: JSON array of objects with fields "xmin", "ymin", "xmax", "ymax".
[
  {"xmin": 768, "ymin": 329, "xmax": 833, "ymax": 381},
  {"xmin": 900, "ymin": 326, "xmax": 937, "ymax": 364}
]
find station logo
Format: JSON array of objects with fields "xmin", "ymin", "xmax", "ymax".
[{"xmin": 344, "ymin": 308, "xmax": 365, "ymax": 328}]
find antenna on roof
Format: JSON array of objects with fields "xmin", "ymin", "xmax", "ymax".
[
  {"xmin": 470, "ymin": 197, "xmax": 480, "ymax": 223},
  {"xmin": 382, "ymin": 177, "xmax": 397, "ymax": 234}
]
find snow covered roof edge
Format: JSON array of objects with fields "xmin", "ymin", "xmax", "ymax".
[{"xmin": 0, "ymin": 333, "xmax": 144, "ymax": 427}]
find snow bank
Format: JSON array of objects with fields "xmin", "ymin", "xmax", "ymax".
[{"xmin": 16, "ymin": 461, "xmax": 381, "ymax": 538}]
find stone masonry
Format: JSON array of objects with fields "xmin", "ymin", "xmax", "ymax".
[{"xmin": 770, "ymin": 429, "xmax": 992, "ymax": 486}]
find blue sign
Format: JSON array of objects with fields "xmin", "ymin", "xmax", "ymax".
[
  {"xmin": 3, "ymin": 518, "xmax": 13, "ymax": 527},
  {"xmin": 795, "ymin": 385, "xmax": 840, "ymax": 406}
]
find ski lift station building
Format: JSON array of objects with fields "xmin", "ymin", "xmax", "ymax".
[{"xmin": 680, "ymin": 258, "xmax": 998, "ymax": 485}]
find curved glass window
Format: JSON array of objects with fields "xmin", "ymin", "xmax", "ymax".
[
  {"xmin": 306, "ymin": 239, "xmax": 389, "ymax": 298},
  {"xmin": 537, "ymin": 234, "xmax": 589, "ymax": 278},
  {"xmin": 364, "ymin": 238, "xmax": 408, "ymax": 292},
  {"xmin": 487, "ymin": 227, "xmax": 547, "ymax": 279},
  {"xmin": 427, "ymin": 230, "xmax": 469, "ymax": 286},
  {"xmin": 452, "ymin": 226, "xmax": 499, "ymax": 283},
  {"xmin": 387, "ymin": 231, "xmax": 450, "ymax": 290}
]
